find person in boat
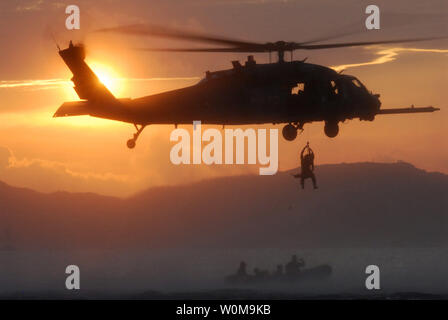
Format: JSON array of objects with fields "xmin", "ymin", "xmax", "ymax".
[
  {"xmin": 285, "ymin": 254, "xmax": 305, "ymax": 276},
  {"xmin": 273, "ymin": 264, "xmax": 284, "ymax": 279},
  {"xmin": 236, "ymin": 261, "xmax": 247, "ymax": 277}
]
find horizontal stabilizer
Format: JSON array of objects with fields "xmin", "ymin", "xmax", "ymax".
[
  {"xmin": 377, "ymin": 106, "xmax": 440, "ymax": 115},
  {"xmin": 53, "ymin": 101, "xmax": 90, "ymax": 117}
]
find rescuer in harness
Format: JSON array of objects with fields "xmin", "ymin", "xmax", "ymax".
[{"xmin": 293, "ymin": 142, "xmax": 318, "ymax": 189}]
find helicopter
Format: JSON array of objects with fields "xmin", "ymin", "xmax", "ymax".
[{"xmin": 54, "ymin": 24, "xmax": 442, "ymax": 148}]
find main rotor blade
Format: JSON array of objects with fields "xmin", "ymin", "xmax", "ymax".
[
  {"xmin": 135, "ymin": 47, "xmax": 265, "ymax": 53},
  {"xmin": 295, "ymin": 36, "xmax": 448, "ymax": 50},
  {"xmin": 102, "ymin": 23, "xmax": 447, "ymax": 55},
  {"xmin": 299, "ymin": 21, "xmax": 367, "ymax": 45},
  {"xmin": 135, "ymin": 36, "xmax": 448, "ymax": 54},
  {"xmin": 96, "ymin": 24, "xmax": 264, "ymax": 48},
  {"xmin": 296, "ymin": 14, "xmax": 431, "ymax": 45}
]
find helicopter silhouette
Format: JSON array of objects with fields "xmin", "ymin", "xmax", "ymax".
[{"xmin": 53, "ymin": 25, "xmax": 442, "ymax": 148}]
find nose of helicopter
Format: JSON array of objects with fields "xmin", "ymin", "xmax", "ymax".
[
  {"xmin": 361, "ymin": 93, "xmax": 381, "ymax": 120},
  {"xmin": 373, "ymin": 93, "xmax": 381, "ymax": 110}
]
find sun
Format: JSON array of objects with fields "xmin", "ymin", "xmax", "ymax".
[{"xmin": 87, "ymin": 60, "xmax": 125, "ymax": 97}]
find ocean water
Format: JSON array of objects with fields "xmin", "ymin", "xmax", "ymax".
[{"xmin": 0, "ymin": 247, "xmax": 446, "ymax": 298}]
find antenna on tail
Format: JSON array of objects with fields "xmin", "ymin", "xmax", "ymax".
[{"xmin": 50, "ymin": 32, "xmax": 61, "ymax": 51}]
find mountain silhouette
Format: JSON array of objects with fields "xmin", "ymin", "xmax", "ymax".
[{"xmin": 0, "ymin": 162, "xmax": 446, "ymax": 250}]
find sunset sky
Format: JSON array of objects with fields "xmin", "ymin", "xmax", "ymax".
[{"xmin": 0, "ymin": 0, "xmax": 447, "ymax": 196}]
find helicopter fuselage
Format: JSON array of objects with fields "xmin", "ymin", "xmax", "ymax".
[
  {"xmin": 91, "ymin": 59, "xmax": 380, "ymax": 126},
  {"xmin": 54, "ymin": 43, "xmax": 438, "ymax": 148}
]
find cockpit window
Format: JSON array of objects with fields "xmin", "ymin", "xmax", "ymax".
[
  {"xmin": 352, "ymin": 79, "xmax": 363, "ymax": 88},
  {"xmin": 291, "ymin": 83, "xmax": 305, "ymax": 95},
  {"xmin": 330, "ymin": 80, "xmax": 339, "ymax": 94}
]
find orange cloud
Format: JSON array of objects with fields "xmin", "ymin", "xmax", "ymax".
[
  {"xmin": 0, "ymin": 77, "xmax": 200, "ymax": 90},
  {"xmin": 0, "ymin": 79, "xmax": 70, "ymax": 89},
  {"xmin": 3, "ymin": 147, "xmax": 129, "ymax": 182},
  {"xmin": 331, "ymin": 46, "xmax": 448, "ymax": 72}
]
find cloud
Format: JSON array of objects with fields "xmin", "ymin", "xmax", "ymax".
[
  {"xmin": 0, "ymin": 77, "xmax": 200, "ymax": 91},
  {"xmin": 0, "ymin": 146, "xmax": 135, "ymax": 195},
  {"xmin": 4, "ymin": 147, "xmax": 129, "ymax": 182},
  {"xmin": 15, "ymin": 0, "xmax": 44, "ymax": 12},
  {"xmin": 0, "ymin": 79, "xmax": 70, "ymax": 89},
  {"xmin": 331, "ymin": 46, "xmax": 448, "ymax": 72},
  {"xmin": 0, "ymin": 147, "xmax": 11, "ymax": 170}
]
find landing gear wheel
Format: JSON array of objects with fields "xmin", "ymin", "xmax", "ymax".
[
  {"xmin": 126, "ymin": 124, "xmax": 147, "ymax": 149},
  {"xmin": 324, "ymin": 121, "xmax": 339, "ymax": 138},
  {"xmin": 282, "ymin": 124, "xmax": 298, "ymax": 141},
  {"xmin": 127, "ymin": 139, "xmax": 136, "ymax": 149}
]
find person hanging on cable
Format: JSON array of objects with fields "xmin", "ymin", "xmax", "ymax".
[{"xmin": 293, "ymin": 142, "xmax": 318, "ymax": 189}]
